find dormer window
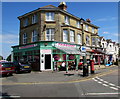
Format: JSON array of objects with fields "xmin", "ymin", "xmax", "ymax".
[
  {"xmin": 65, "ymin": 16, "xmax": 69, "ymax": 25},
  {"xmin": 46, "ymin": 12, "xmax": 55, "ymax": 21}
]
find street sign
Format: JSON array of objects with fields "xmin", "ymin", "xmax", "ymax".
[{"xmin": 80, "ymin": 46, "xmax": 86, "ymax": 52}]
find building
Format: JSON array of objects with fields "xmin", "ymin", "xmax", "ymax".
[{"xmin": 12, "ymin": 2, "xmax": 102, "ymax": 71}]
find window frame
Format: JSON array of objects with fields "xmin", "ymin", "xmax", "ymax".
[
  {"xmin": 23, "ymin": 18, "xmax": 28, "ymax": 27},
  {"xmin": 85, "ymin": 24, "xmax": 88, "ymax": 31},
  {"xmin": 23, "ymin": 33, "xmax": 27, "ymax": 44},
  {"xmin": 70, "ymin": 30, "xmax": 75, "ymax": 42},
  {"xmin": 46, "ymin": 28, "xmax": 55, "ymax": 41},
  {"xmin": 63, "ymin": 29, "xmax": 68, "ymax": 42},
  {"xmin": 77, "ymin": 34, "xmax": 82, "ymax": 44},
  {"xmin": 32, "ymin": 30, "xmax": 38, "ymax": 42},
  {"xmin": 77, "ymin": 21, "xmax": 80, "ymax": 28},
  {"xmin": 65, "ymin": 16, "xmax": 70, "ymax": 25},
  {"xmin": 32, "ymin": 14, "xmax": 38, "ymax": 24},
  {"xmin": 86, "ymin": 35, "xmax": 90, "ymax": 45},
  {"xmin": 46, "ymin": 12, "xmax": 55, "ymax": 21}
]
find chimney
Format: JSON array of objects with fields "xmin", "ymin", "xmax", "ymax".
[
  {"xmin": 86, "ymin": 19, "xmax": 91, "ymax": 23},
  {"xmin": 58, "ymin": 2, "xmax": 67, "ymax": 11}
]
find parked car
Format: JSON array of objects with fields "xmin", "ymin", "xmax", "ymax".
[
  {"xmin": 78, "ymin": 62, "xmax": 83, "ymax": 70},
  {"xmin": 0, "ymin": 61, "xmax": 15, "ymax": 76},
  {"xmin": 13, "ymin": 61, "xmax": 31, "ymax": 74}
]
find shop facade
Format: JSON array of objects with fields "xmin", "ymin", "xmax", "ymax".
[{"xmin": 12, "ymin": 41, "xmax": 85, "ymax": 71}]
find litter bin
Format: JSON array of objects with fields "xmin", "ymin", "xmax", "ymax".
[{"xmin": 83, "ymin": 64, "xmax": 89, "ymax": 77}]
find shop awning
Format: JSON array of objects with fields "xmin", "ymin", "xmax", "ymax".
[{"xmin": 55, "ymin": 46, "xmax": 81, "ymax": 54}]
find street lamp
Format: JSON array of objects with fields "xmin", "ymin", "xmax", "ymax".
[{"xmin": 80, "ymin": 18, "xmax": 88, "ymax": 76}]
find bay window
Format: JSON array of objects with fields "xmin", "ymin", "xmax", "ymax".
[
  {"xmin": 70, "ymin": 30, "xmax": 75, "ymax": 42},
  {"xmin": 63, "ymin": 30, "xmax": 68, "ymax": 42},
  {"xmin": 46, "ymin": 28, "xmax": 54, "ymax": 41}
]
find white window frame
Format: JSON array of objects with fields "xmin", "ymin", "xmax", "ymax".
[
  {"xmin": 46, "ymin": 28, "xmax": 54, "ymax": 41},
  {"xmin": 23, "ymin": 33, "xmax": 27, "ymax": 44},
  {"xmin": 65, "ymin": 16, "xmax": 69, "ymax": 25},
  {"xmin": 32, "ymin": 14, "xmax": 37, "ymax": 24},
  {"xmin": 85, "ymin": 24, "xmax": 88, "ymax": 31},
  {"xmin": 77, "ymin": 34, "xmax": 81, "ymax": 44},
  {"xmin": 23, "ymin": 18, "xmax": 28, "ymax": 27},
  {"xmin": 70, "ymin": 30, "xmax": 75, "ymax": 42},
  {"xmin": 77, "ymin": 21, "xmax": 80, "ymax": 28},
  {"xmin": 32, "ymin": 30, "xmax": 38, "ymax": 42},
  {"xmin": 63, "ymin": 30, "xmax": 68, "ymax": 42},
  {"xmin": 46, "ymin": 12, "xmax": 55, "ymax": 21}
]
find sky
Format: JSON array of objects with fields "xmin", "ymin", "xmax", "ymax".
[{"xmin": 1, "ymin": 2, "xmax": 118, "ymax": 59}]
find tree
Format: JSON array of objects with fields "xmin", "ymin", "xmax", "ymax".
[
  {"xmin": 6, "ymin": 54, "xmax": 11, "ymax": 61},
  {"xmin": 0, "ymin": 56, "xmax": 3, "ymax": 60}
]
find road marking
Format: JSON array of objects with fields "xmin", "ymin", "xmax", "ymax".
[
  {"xmin": 97, "ymin": 81, "xmax": 102, "ymax": 84},
  {"xmin": 1, "ymin": 69, "xmax": 118, "ymax": 85},
  {"xmin": 102, "ymin": 84, "xmax": 108, "ymax": 87},
  {"xmin": 110, "ymin": 87, "xmax": 118, "ymax": 90},
  {"xmin": 0, "ymin": 95, "xmax": 20, "ymax": 98},
  {"xmin": 84, "ymin": 92, "xmax": 120, "ymax": 95},
  {"xmin": 109, "ymin": 83, "xmax": 116, "ymax": 86}
]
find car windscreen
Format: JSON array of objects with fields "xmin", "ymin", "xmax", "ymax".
[{"xmin": 2, "ymin": 63, "xmax": 14, "ymax": 67}]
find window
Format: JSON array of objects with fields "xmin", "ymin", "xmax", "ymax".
[
  {"xmin": 92, "ymin": 38, "xmax": 95, "ymax": 45},
  {"xmin": 77, "ymin": 34, "xmax": 81, "ymax": 44},
  {"xmin": 32, "ymin": 14, "xmax": 38, "ymax": 24},
  {"xmin": 92, "ymin": 27, "xmax": 94, "ymax": 33},
  {"xmin": 77, "ymin": 21, "xmax": 80, "ymax": 28},
  {"xmin": 85, "ymin": 24, "xmax": 88, "ymax": 31},
  {"xmin": 70, "ymin": 30, "xmax": 75, "ymax": 42},
  {"xmin": 65, "ymin": 16, "xmax": 69, "ymax": 25},
  {"xmin": 32, "ymin": 30, "xmax": 38, "ymax": 42},
  {"xmin": 23, "ymin": 18, "xmax": 28, "ymax": 27},
  {"xmin": 86, "ymin": 35, "xmax": 90, "ymax": 45},
  {"xmin": 63, "ymin": 30, "xmax": 68, "ymax": 42},
  {"xmin": 46, "ymin": 12, "xmax": 55, "ymax": 21},
  {"xmin": 46, "ymin": 28, "xmax": 54, "ymax": 41},
  {"xmin": 23, "ymin": 33, "xmax": 27, "ymax": 44}
]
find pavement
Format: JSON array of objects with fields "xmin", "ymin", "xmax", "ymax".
[{"xmin": 1, "ymin": 65, "xmax": 118, "ymax": 85}]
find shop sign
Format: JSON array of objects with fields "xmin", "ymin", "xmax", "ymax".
[
  {"xmin": 41, "ymin": 49, "xmax": 51, "ymax": 54},
  {"xmin": 19, "ymin": 44, "xmax": 38, "ymax": 49},
  {"xmin": 55, "ymin": 43, "xmax": 76, "ymax": 48}
]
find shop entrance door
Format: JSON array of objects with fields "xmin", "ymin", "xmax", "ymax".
[{"xmin": 45, "ymin": 54, "xmax": 51, "ymax": 69}]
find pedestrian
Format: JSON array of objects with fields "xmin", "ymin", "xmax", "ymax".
[{"xmin": 61, "ymin": 61, "xmax": 66, "ymax": 71}]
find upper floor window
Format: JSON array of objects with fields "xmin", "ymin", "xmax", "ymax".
[
  {"xmin": 77, "ymin": 21, "xmax": 80, "ymax": 28},
  {"xmin": 70, "ymin": 30, "xmax": 75, "ymax": 42},
  {"xmin": 77, "ymin": 34, "xmax": 81, "ymax": 44},
  {"xmin": 86, "ymin": 35, "xmax": 90, "ymax": 45},
  {"xmin": 46, "ymin": 12, "xmax": 55, "ymax": 21},
  {"xmin": 32, "ymin": 30, "xmax": 38, "ymax": 42},
  {"xmin": 46, "ymin": 28, "xmax": 54, "ymax": 41},
  {"xmin": 32, "ymin": 14, "xmax": 38, "ymax": 24},
  {"xmin": 23, "ymin": 18, "xmax": 28, "ymax": 27},
  {"xmin": 23, "ymin": 33, "xmax": 27, "ymax": 44},
  {"xmin": 85, "ymin": 24, "xmax": 88, "ymax": 31},
  {"xmin": 63, "ymin": 30, "xmax": 68, "ymax": 42},
  {"xmin": 92, "ymin": 38, "xmax": 95, "ymax": 45},
  {"xmin": 65, "ymin": 16, "xmax": 69, "ymax": 25},
  {"xmin": 92, "ymin": 27, "xmax": 95, "ymax": 33}
]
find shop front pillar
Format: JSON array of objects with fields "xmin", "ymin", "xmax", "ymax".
[
  {"xmin": 75, "ymin": 55, "xmax": 79, "ymax": 71},
  {"xmin": 66, "ymin": 54, "xmax": 68, "ymax": 73},
  {"xmin": 98, "ymin": 55, "xmax": 100, "ymax": 65}
]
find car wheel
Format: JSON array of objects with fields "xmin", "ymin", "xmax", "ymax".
[
  {"xmin": 16, "ymin": 70, "xmax": 20, "ymax": 74},
  {"xmin": 28, "ymin": 70, "xmax": 31, "ymax": 73}
]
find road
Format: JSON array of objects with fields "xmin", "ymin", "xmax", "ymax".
[{"xmin": 1, "ymin": 66, "xmax": 120, "ymax": 98}]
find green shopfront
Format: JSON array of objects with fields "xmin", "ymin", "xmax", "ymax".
[{"xmin": 12, "ymin": 41, "xmax": 84, "ymax": 71}]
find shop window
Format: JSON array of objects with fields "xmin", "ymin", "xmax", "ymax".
[
  {"xmin": 23, "ymin": 33, "xmax": 27, "ymax": 44},
  {"xmin": 70, "ymin": 30, "xmax": 75, "ymax": 42},
  {"xmin": 63, "ymin": 29, "xmax": 68, "ymax": 42},
  {"xmin": 32, "ymin": 14, "xmax": 38, "ymax": 24},
  {"xmin": 77, "ymin": 34, "xmax": 81, "ymax": 44},
  {"xmin": 65, "ymin": 16, "xmax": 70, "ymax": 25},
  {"xmin": 46, "ymin": 28, "xmax": 54, "ymax": 41},
  {"xmin": 32, "ymin": 30, "xmax": 38, "ymax": 42},
  {"xmin": 46, "ymin": 12, "xmax": 55, "ymax": 21}
]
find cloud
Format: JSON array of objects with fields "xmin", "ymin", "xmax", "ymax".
[
  {"xmin": 94, "ymin": 17, "xmax": 118, "ymax": 22},
  {"xmin": 102, "ymin": 31, "xmax": 109, "ymax": 34},
  {"xmin": 0, "ymin": 33, "xmax": 19, "ymax": 44},
  {"xmin": 112, "ymin": 33, "xmax": 120, "ymax": 37}
]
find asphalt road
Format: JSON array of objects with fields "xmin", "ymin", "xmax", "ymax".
[{"xmin": 1, "ymin": 66, "xmax": 120, "ymax": 98}]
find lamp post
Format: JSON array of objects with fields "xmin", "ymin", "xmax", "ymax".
[
  {"xmin": 80, "ymin": 18, "xmax": 88, "ymax": 76},
  {"xmin": 80, "ymin": 18, "xmax": 87, "ymax": 66}
]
